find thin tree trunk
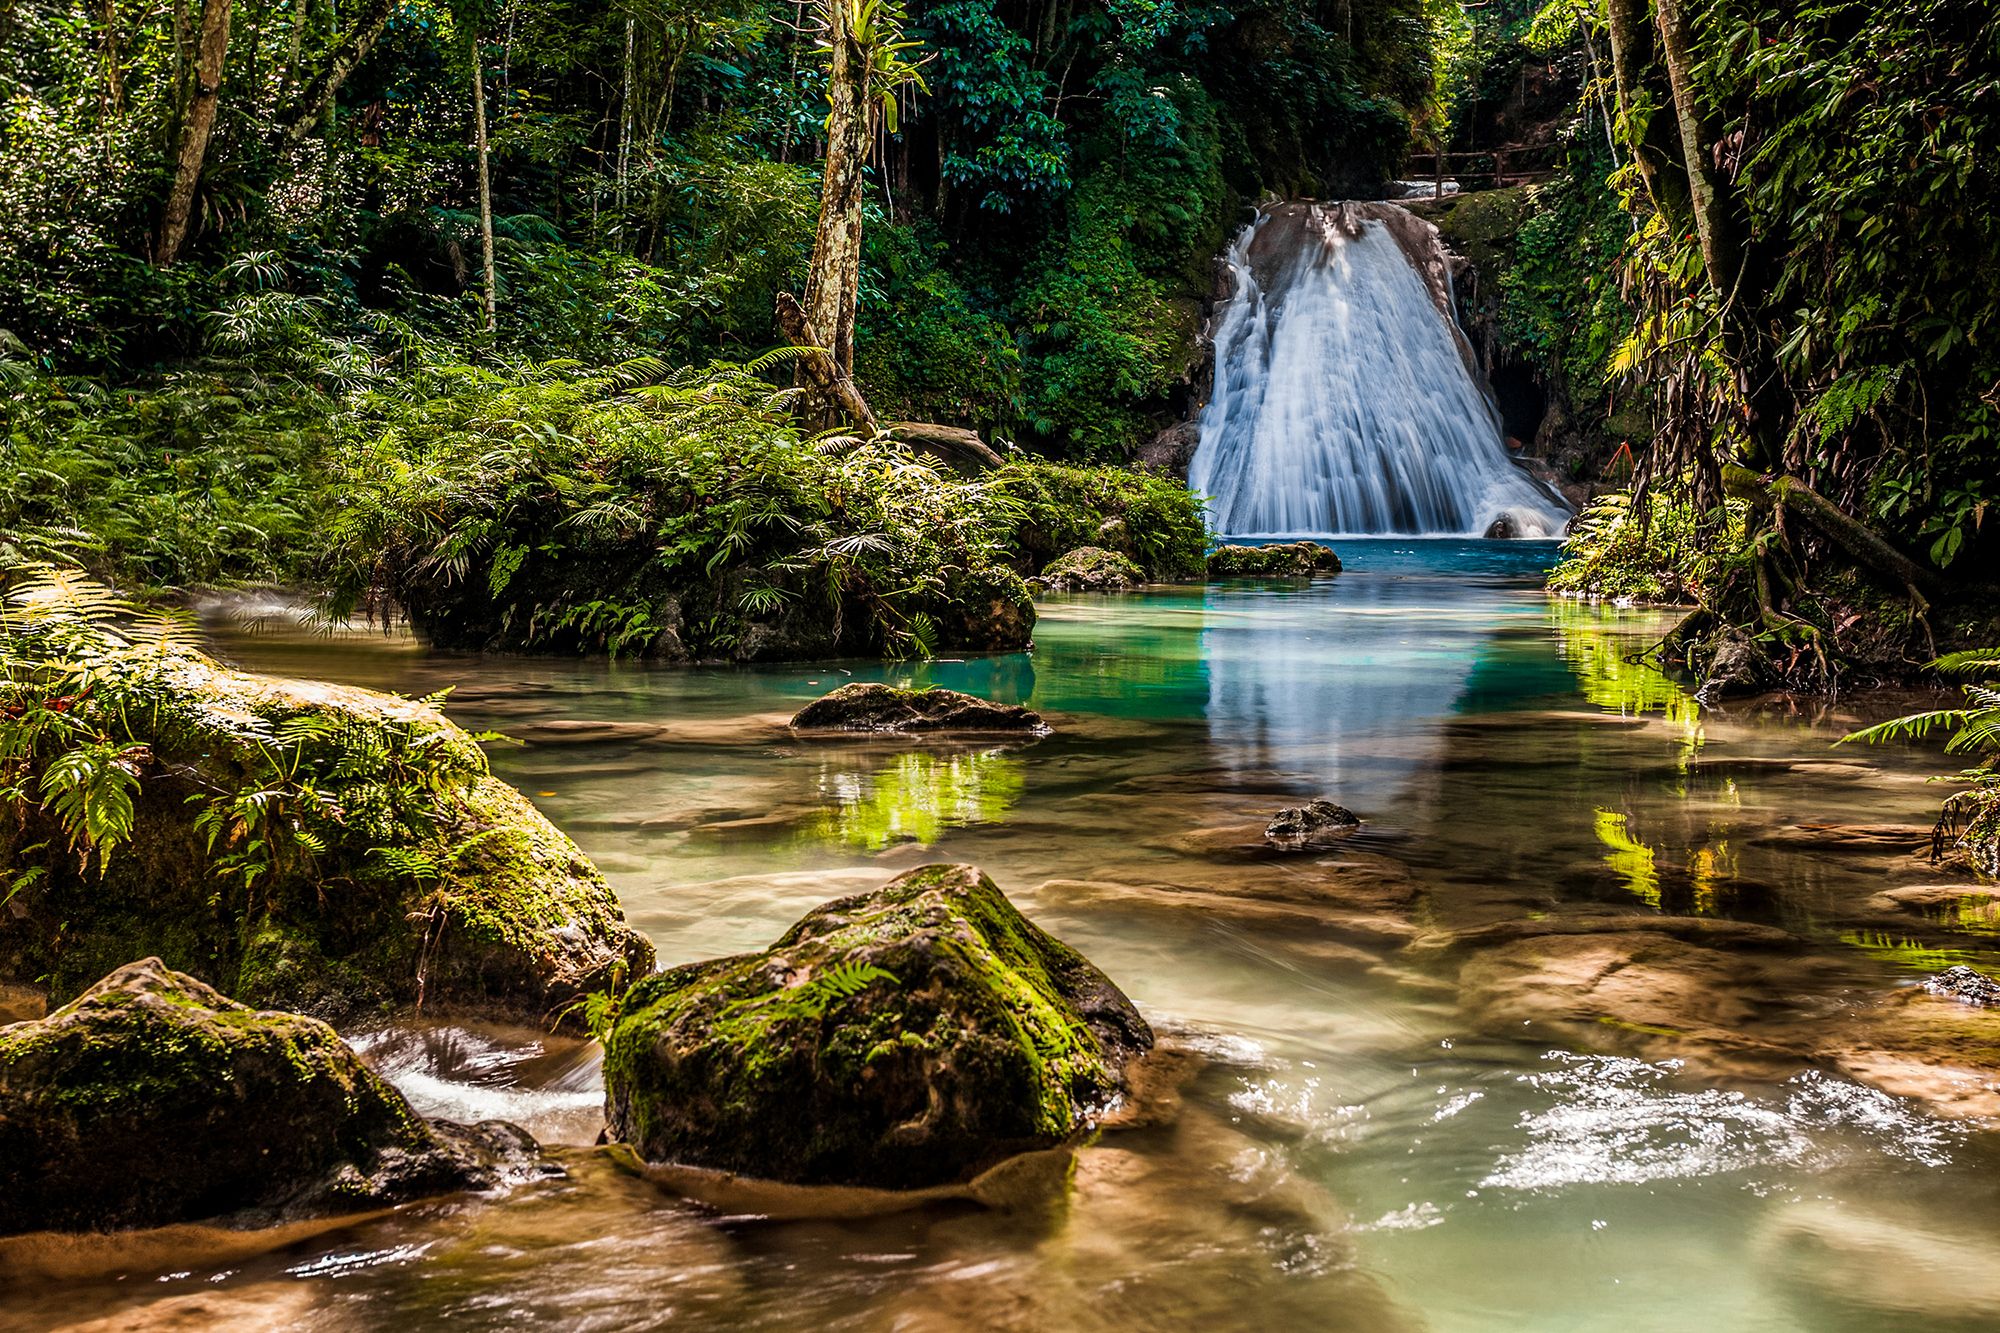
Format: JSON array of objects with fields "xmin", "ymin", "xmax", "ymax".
[
  {"xmin": 278, "ymin": 0, "xmax": 395, "ymax": 144},
  {"xmin": 617, "ymin": 16, "xmax": 633, "ymax": 206},
  {"xmin": 156, "ymin": 0, "xmax": 231, "ymax": 264},
  {"xmin": 803, "ymin": 0, "xmax": 866, "ymax": 383},
  {"xmin": 472, "ymin": 34, "xmax": 497, "ymax": 333},
  {"xmin": 1651, "ymin": 0, "xmax": 1738, "ymax": 294},
  {"xmin": 1605, "ymin": 0, "xmax": 1686, "ymax": 224},
  {"xmin": 100, "ymin": 0, "xmax": 126, "ymax": 113}
]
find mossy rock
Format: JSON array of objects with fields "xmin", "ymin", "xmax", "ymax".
[
  {"xmin": 0, "ymin": 650, "xmax": 653, "ymax": 1025},
  {"xmin": 0, "ymin": 958, "xmax": 542, "ymax": 1234},
  {"xmin": 602, "ymin": 863, "xmax": 1153, "ymax": 1189},
  {"xmin": 790, "ymin": 682, "xmax": 1049, "ymax": 735},
  {"xmin": 1206, "ymin": 542, "xmax": 1343, "ymax": 577},
  {"xmin": 1034, "ymin": 546, "xmax": 1143, "ymax": 593},
  {"xmin": 1265, "ymin": 799, "xmax": 1362, "ymax": 848},
  {"xmin": 931, "ymin": 564, "xmax": 1037, "ymax": 653}
]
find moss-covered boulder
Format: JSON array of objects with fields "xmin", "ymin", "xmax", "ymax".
[
  {"xmin": 1034, "ymin": 546, "xmax": 1143, "ymax": 593},
  {"xmin": 1207, "ymin": 542, "xmax": 1343, "ymax": 577},
  {"xmin": 0, "ymin": 959, "xmax": 542, "ymax": 1235},
  {"xmin": 1, "ymin": 649, "xmax": 653, "ymax": 1024},
  {"xmin": 603, "ymin": 863, "xmax": 1153, "ymax": 1189},
  {"xmin": 791, "ymin": 682, "xmax": 1049, "ymax": 735}
]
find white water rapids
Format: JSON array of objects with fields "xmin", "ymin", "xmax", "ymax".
[{"xmin": 1188, "ymin": 203, "xmax": 1570, "ymax": 538}]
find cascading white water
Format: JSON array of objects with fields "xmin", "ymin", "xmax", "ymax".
[{"xmin": 1188, "ymin": 203, "xmax": 1570, "ymax": 538}]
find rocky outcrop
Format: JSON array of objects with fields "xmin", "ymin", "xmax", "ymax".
[
  {"xmin": 0, "ymin": 959, "xmax": 544, "ymax": 1235},
  {"xmin": 0, "ymin": 649, "xmax": 653, "ymax": 1025},
  {"xmin": 1264, "ymin": 800, "xmax": 1361, "ymax": 848},
  {"xmin": 1207, "ymin": 542, "xmax": 1343, "ymax": 577},
  {"xmin": 1924, "ymin": 965, "xmax": 2000, "ymax": 1006},
  {"xmin": 1136, "ymin": 421, "xmax": 1202, "ymax": 477},
  {"xmin": 790, "ymin": 682, "xmax": 1049, "ymax": 735},
  {"xmin": 603, "ymin": 864, "xmax": 1153, "ymax": 1189},
  {"xmin": 1034, "ymin": 546, "xmax": 1143, "ymax": 593}
]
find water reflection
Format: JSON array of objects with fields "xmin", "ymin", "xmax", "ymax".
[{"xmin": 803, "ymin": 747, "xmax": 1026, "ymax": 850}]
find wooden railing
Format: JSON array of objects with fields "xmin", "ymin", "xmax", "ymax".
[{"xmin": 1404, "ymin": 148, "xmax": 1559, "ymax": 196}]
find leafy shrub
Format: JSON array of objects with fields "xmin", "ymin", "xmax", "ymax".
[{"xmin": 323, "ymin": 356, "xmax": 1053, "ymax": 660}]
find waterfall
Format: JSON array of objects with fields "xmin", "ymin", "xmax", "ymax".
[{"xmin": 1188, "ymin": 202, "xmax": 1570, "ymax": 539}]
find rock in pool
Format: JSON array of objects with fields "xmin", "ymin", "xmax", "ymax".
[
  {"xmin": 1206, "ymin": 542, "xmax": 1342, "ymax": 578},
  {"xmin": 1033, "ymin": 546, "xmax": 1143, "ymax": 593},
  {"xmin": 0, "ymin": 959, "xmax": 546, "ymax": 1235},
  {"xmin": 1265, "ymin": 800, "xmax": 1362, "ymax": 848},
  {"xmin": 790, "ymin": 682, "xmax": 1049, "ymax": 735},
  {"xmin": 0, "ymin": 646, "xmax": 654, "ymax": 1025},
  {"xmin": 1923, "ymin": 964, "xmax": 2000, "ymax": 1007},
  {"xmin": 603, "ymin": 863, "xmax": 1154, "ymax": 1189}
]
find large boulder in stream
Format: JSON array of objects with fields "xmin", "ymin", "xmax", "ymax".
[
  {"xmin": 0, "ymin": 959, "xmax": 544, "ymax": 1235},
  {"xmin": 603, "ymin": 863, "xmax": 1154, "ymax": 1189},
  {"xmin": 790, "ymin": 681, "xmax": 1049, "ymax": 736},
  {"xmin": 0, "ymin": 646, "xmax": 653, "ymax": 1025},
  {"xmin": 1207, "ymin": 542, "xmax": 1343, "ymax": 577}
]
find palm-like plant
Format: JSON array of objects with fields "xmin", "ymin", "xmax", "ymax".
[{"xmin": 1843, "ymin": 649, "xmax": 2000, "ymax": 875}]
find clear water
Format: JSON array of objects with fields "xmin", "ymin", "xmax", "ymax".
[
  {"xmin": 11, "ymin": 539, "xmax": 2000, "ymax": 1331},
  {"xmin": 1187, "ymin": 208, "xmax": 1570, "ymax": 538}
]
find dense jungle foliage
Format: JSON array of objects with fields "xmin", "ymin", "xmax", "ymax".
[
  {"xmin": 1, "ymin": 0, "xmax": 1435, "ymax": 643},
  {"xmin": 1434, "ymin": 0, "xmax": 2000, "ymax": 692}
]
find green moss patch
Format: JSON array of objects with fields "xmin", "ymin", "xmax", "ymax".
[{"xmin": 602, "ymin": 863, "xmax": 1152, "ymax": 1189}]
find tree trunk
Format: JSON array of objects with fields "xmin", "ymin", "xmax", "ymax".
[
  {"xmin": 1651, "ymin": 0, "xmax": 1738, "ymax": 295},
  {"xmin": 1604, "ymin": 0, "xmax": 1687, "ymax": 225},
  {"xmin": 472, "ymin": 35, "xmax": 497, "ymax": 333},
  {"xmin": 1653, "ymin": 0, "xmax": 1790, "ymax": 470},
  {"xmin": 1721, "ymin": 464, "xmax": 1939, "ymax": 600},
  {"xmin": 802, "ymin": 0, "xmax": 868, "ymax": 382},
  {"xmin": 100, "ymin": 0, "xmax": 126, "ymax": 114},
  {"xmin": 278, "ymin": 0, "xmax": 396, "ymax": 144},
  {"xmin": 155, "ymin": 0, "xmax": 232, "ymax": 264}
]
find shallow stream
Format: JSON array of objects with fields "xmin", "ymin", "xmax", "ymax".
[{"xmin": 12, "ymin": 540, "xmax": 2000, "ymax": 1331}]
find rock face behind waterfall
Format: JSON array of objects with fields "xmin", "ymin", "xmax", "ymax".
[
  {"xmin": 0, "ymin": 959, "xmax": 540, "ymax": 1234},
  {"xmin": 1186, "ymin": 200, "xmax": 1569, "ymax": 539},
  {"xmin": 602, "ymin": 864, "xmax": 1154, "ymax": 1189}
]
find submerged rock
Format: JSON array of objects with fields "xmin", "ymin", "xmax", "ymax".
[
  {"xmin": 0, "ymin": 650, "xmax": 653, "ymax": 1025},
  {"xmin": 0, "ymin": 959, "xmax": 543, "ymax": 1235},
  {"xmin": 1206, "ymin": 542, "xmax": 1343, "ymax": 578},
  {"xmin": 1923, "ymin": 964, "xmax": 2000, "ymax": 1007},
  {"xmin": 1033, "ymin": 546, "xmax": 1143, "ymax": 593},
  {"xmin": 603, "ymin": 863, "xmax": 1154, "ymax": 1189},
  {"xmin": 1265, "ymin": 799, "xmax": 1362, "ymax": 848},
  {"xmin": 1694, "ymin": 628, "xmax": 1774, "ymax": 701},
  {"xmin": 790, "ymin": 682, "xmax": 1049, "ymax": 735}
]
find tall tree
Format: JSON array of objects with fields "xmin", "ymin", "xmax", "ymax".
[
  {"xmin": 155, "ymin": 0, "xmax": 232, "ymax": 264},
  {"xmin": 471, "ymin": 29, "xmax": 497, "ymax": 333},
  {"xmin": 782, "ymin": 0, "xmax": 924, "ymax": 424}
]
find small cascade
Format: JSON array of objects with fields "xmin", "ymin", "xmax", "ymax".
[{"xmin": 1188, "ymin": 202, "xmax": 1570, "ymax": 538}]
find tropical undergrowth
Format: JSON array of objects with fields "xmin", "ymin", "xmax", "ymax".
[
  {"xmin": 0, "ymin": 568, "xmax": 485, "ymax": 913},
  {"xmin": 320, "ymin": 357, "xmax": 1206, "ymax": 660},
  {"xmin": 1844, "ymin": 648, "xmax": 2000, "ymax": 878}
]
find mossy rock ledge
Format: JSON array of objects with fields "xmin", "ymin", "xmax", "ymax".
[
  {"xmin": 0, "ymin": 650, "xmax": 653, "ymax": 1024},
  {"xmin": 1033, "ymin": 546, "xmax": 1143, "ymax": 593},
  {"xmin": 602, "ymin": 863, "xmax": 1154, "ymax": 1189},
  {"xmin": 790, "ymin": 682, "xmax": 1049, "ymax": 736},
  {"xmin": 1206, "ymin": 542, "xmax": 1343, "ymax": 577},
  {"xmin": 0, "ymin": 959, "xmax": 545, "ymax": 1235}
]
